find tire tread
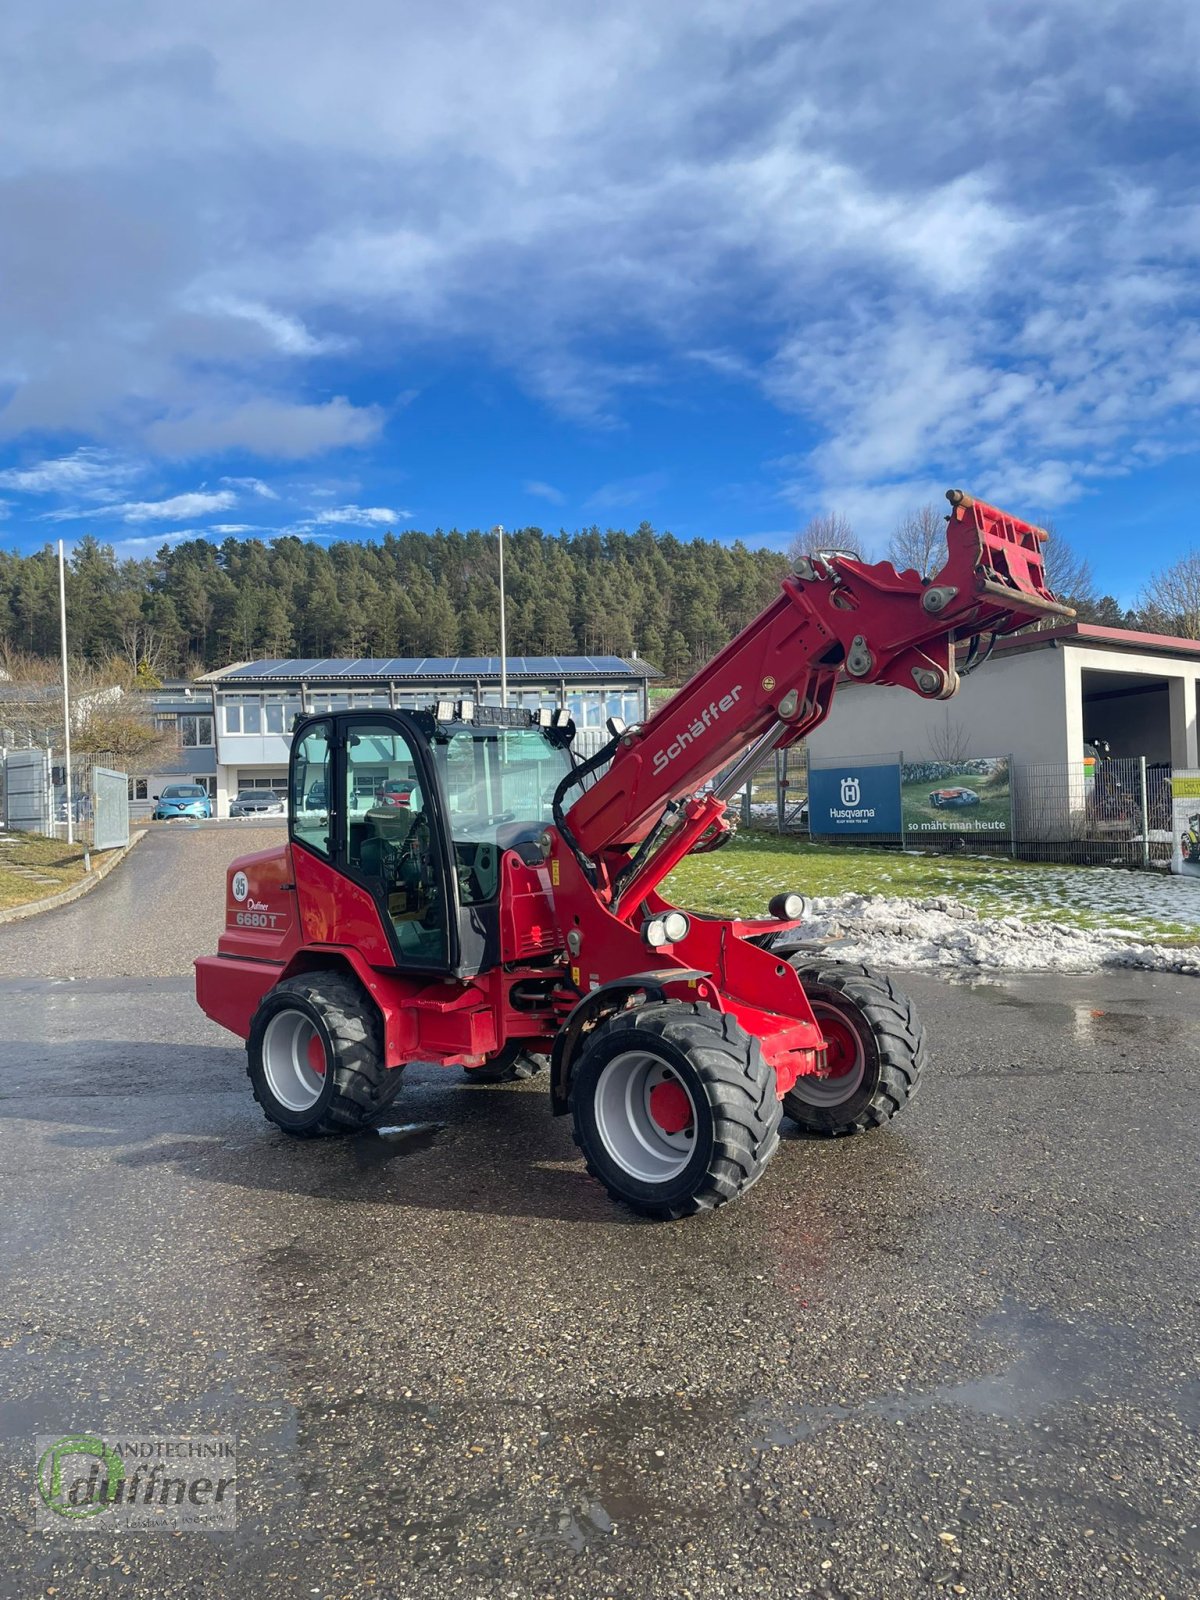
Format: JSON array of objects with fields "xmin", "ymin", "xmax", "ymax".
[
  {"xmin": 570, "ymin": 1001, "xmax": 782, "ymax": 1220},
  {"xmin": 247, "ymin": 969, "xmax": 403, "ymax": 1137},
  {"xmin": 784, "ymin": 959, "xmax": 925, "ymax": 1137}
]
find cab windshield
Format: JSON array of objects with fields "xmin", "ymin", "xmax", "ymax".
[{"xmin": 432, "ymin": 726, "xmax": 571, "ymax": 849}]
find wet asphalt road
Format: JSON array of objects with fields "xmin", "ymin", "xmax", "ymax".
[{"xmin": 0, "ymin": 827, "xmax": 1197, "ymax": 1598}]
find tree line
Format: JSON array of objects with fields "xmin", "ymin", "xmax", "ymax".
[
  {"xmin": 0, "ymin": 525, "xmax": 791, "ymax": 681},
  {"xmin": 0, "ymin": 505, "xmax": 1191, "ymax": 693}
]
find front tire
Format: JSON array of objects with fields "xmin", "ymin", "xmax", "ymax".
[
  {"xmin": 784, "ymin": 961, "xmax": 925, "ymax": 1136},
  {"xmin": 570, "ymin": 1002, "xmax": 781, "ymax": 1220},
  {"xmin": 247, "ymin": 969, "xmax": 404, "ymax": 1138}
]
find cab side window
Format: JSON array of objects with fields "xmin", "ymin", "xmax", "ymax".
[{"xmin": 291, "ymin": 723, "xmax": 332, "ymax": 858}]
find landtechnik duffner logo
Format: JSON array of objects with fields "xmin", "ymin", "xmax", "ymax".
[{"xmin": 35, "ymin": 1434, "xmax": 236, "ymax": 1531}]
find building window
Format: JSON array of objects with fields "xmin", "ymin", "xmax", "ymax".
[
  {"xmin": 236, "ymin": 772, "xmax": 288, "ymax": 792},
  {"xmin": 179, "ymin": 713, "xmax": 214, "ymax": 748},
  {"xmin": 264, "ymin": 701, "xmax": 285, "ymax": 735},
  {"xmin": 223, "ymin": 696, "xmax": 261, "ymax": 734},
  {"xmin": 130, "ymin": 777, "xmax": 148, "ymax": 801},
  {"xmin": 193, "ymin": 776, "xmax": 217, "ymax": 798}
]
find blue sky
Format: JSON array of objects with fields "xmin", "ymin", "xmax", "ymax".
[{"xmin": 0, "ymin": 0, "xmax": 1197, "ymax": 601}]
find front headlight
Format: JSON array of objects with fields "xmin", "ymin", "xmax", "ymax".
[
  {"xmin": 642, "ymin": 910, "xmax": 691, "ymax": 948},
  {"xmin": 768, "ymin": 892, "xmax": 806, "ymax": 920}
]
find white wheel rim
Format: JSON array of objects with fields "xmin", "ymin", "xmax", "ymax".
[
  {"xmin": 593, "ymin": 1050, "xmax": 698, "ymax": 1183},
  {"xmin": 262, "ymin": 1009, "xmax": 327, "ymax": 1112},
  {"xmin": 790, "ymin": 1002, "xmax": 866, "ymax": 1107}
]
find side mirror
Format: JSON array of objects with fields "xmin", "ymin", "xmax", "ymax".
[{"xmin": 152, "ymin": 794, "xmax": 160, "ymax": 801}]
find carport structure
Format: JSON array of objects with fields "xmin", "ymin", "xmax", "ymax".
[{"xmin": 808, "ymin": 623, "xmax": 1200, "ymax": 770}]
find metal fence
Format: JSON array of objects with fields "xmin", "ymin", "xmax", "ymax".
[
  {"xmin": 1011, "ymin": 757, "xmax": 1172, "ymax": 866},
  {"xmin": 2, "ymin": 748, "xmax": 52, "ymax": 834},
  {"xmin": 730, "ymin": 744, "xmax": 1177, "ymax": 870},
  {"xmin": 0, "ymin": 748, "xmax": 129, "ymax": 849}
]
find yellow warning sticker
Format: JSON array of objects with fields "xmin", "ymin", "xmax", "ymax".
[
  {"xmin": 551, "ymin": 858, "xmax": 560, "ymax": 886},
  {"xmin": 571, "ymin": 966, "xmax": 580, "ymax": 987}
]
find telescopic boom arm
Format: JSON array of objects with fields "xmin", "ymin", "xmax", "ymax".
[{"xmin": 561, "ymin": 491, "xmax": 1073, "ymax": 882}]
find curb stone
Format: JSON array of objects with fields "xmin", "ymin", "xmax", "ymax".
[{"xmin": 0, "ymin": 828, "xmax": 148, "ymax": 925}]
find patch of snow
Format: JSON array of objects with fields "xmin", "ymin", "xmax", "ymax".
[
  {"xmin": 802, "ymin": 893, "xmax": 1200, "ymax": 975},
  {"xmin": 979, "ymin": 864, "xmax": 1200, "ymax": 929}
]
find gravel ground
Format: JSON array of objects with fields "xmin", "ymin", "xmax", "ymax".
[
  {"xmin": 0, "ymin": 821, "xmax": 286, "ymax": 980},
  {"xmin": 0, "ymin": 827, "xmax": 1197, "ymax": 1598}
]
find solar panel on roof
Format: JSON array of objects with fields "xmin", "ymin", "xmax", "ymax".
[{"xmin": 213, "ymin": 654, "xmax": 657, "ymax": 681}]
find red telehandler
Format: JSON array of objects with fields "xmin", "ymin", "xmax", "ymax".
[{"xmin": 197, "ymin": 491, "xmax": 1070, "ymax": 1218}]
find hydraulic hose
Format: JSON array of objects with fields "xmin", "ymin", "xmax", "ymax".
[{"xmin": 551, "ymin": 730, "xmax": 624, "ymax": 885}]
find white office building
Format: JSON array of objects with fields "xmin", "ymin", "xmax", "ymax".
[{"xmin": 197, "ymin": 655, "xmax": 659, "ymax": 818}]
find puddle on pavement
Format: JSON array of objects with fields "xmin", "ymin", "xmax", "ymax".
[
  {"xmin": 962, "ymin": 983, "xmax": 1182, "ymax": 1044},
  {"xmin": 742, "ymin": 1299, "xmax": 1197, "ymax": 1450}
]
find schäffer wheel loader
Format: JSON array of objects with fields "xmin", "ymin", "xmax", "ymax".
[{"xmin": 196, "ymin": 490, "xmax": 1071, "ymax": 1218}]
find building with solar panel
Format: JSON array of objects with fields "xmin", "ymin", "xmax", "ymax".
[{"xmin": 169, "ymin": 655, "xmax": 660, "ymax": 818}]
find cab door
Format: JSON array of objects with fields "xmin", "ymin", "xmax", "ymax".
[{"xmin": 288, "ymin": 714, "xmax": 455, "ymax": 974}]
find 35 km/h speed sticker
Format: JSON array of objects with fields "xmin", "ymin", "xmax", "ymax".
[{"xmin": 231, "ymin": 871, "xmax": 249, "ymax": 902}]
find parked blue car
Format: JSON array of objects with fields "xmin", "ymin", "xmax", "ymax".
[{"xmin": 152, "ymin": 783, "xmax": 212, "ymax": 821}]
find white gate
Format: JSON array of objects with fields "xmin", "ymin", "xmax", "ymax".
[{"xmin": 92, "ymin": 766, "xmax": 130, "ymax": 850}]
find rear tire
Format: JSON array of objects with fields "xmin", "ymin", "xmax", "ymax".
[
  {"xmin": 247, "ymin": 969, "xmax": 404, "ymax": 1138},
  {"xmin": 461, "ymin": 1043, "xmax": 547, "ymax": 1084},
  {"xmin": 570, "ymin": 1002, "xmax": 781, "ymax": 1220},
  {"xmin": 784, "ymin": 961, "xmax": 925, "ymax": 1136}
]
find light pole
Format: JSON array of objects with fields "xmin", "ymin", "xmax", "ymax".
[
  {"xmin": 57, "ymin": 539, "xmax": 74, "ymax": 845},
  {"xmin": 495, "ymin": 524, "xmax": 508, "ymax": 707}
]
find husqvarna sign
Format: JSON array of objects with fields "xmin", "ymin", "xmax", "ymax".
[{"xmin": 809, "ymin": 761, "xmax": 902, "ymax": 835}]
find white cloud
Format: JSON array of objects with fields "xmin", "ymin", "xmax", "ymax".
[
  {"xmin": 311, "ymin": 504, "xmax": 408, "ymax": 526},
  {"xmin": 117, "ymin": 490, "xmax": 238, "ymax": 522},
  {"xmin": 0, "ymin": 0, "xmax": 1198, "ymax": 517},
  {"xmin": 145, "ymin": 398, "xmax": 383, "ymax": 458},
  {"xmin": 108, "ymin": 529, "xmax": 209, "ymax": 553},
  {"xmin": 198, "ymin": 295, "xmax": 350, "ymax": 357},
  {"xmin": 220, "ymin": 475, "xmax": 279, "ymax": 499},
  {"xmin": 0, "ymin": 499, "xmax": 9, "ymax": 519},
  {"xmin": 0, "ymin": 447, "xmax": 141, "ymax": 498},
  {"xmin": 585, "ymin": 472, "xmax": 667, "ymax": 512},
  {"xmin": 524, "ymin": 479, "xmax": 566, "ymax": 505}
]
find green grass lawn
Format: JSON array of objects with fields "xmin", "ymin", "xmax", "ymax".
[
  {"xmin": 664, "ymin": 831, "xmax": 1200, "ymax": 944},
  {"xmin": 0, "ymin": 832, "xmax": 101, "ymax": 910}
]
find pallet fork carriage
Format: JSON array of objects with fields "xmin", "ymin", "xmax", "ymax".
[{"xmin": 197, "ymin": 491, "xmax": 1073, "ymax": 1217}]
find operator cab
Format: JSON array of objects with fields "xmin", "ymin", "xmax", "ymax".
[{"xmin": 288, "ymin": 706, "xmax": 573, "ymax": 978}]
